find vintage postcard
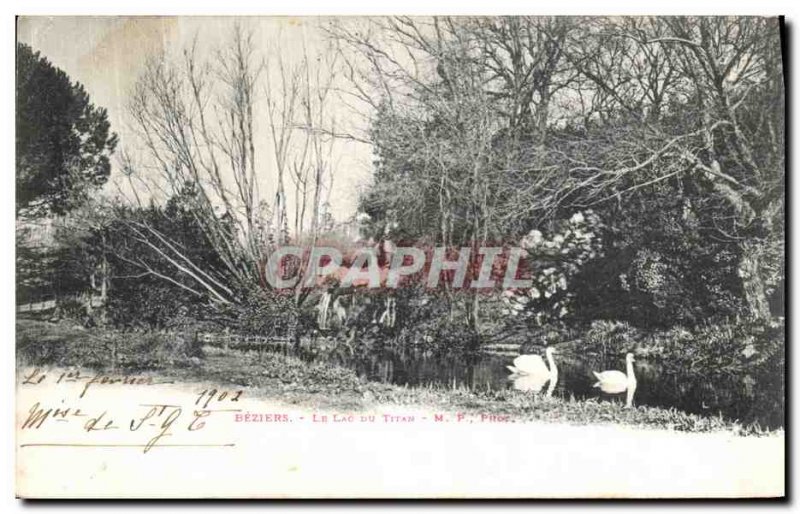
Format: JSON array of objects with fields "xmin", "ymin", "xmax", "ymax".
[{"xmin": 15, "ymin": 15, "xmax": 785, "ymax": 498}]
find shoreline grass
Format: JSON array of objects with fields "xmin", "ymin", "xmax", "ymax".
[{"xmin": 16, "ymin": 318, "xmax": 778, "ymax": 437}]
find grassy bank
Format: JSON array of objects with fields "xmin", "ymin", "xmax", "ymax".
[{"xmin": 16, "ymin": 318, "xmax": 775, "ymax": 436}]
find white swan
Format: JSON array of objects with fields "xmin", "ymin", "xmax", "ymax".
[
  {"xmin": 592, "ymin": 352, "xmax": 637, "ymax": 408},
  {"xmin": 507, "ymin": 347, "xmax": 557, "ymax": 376},
  {"xmin": 507, "ymin": 347, "xmax": 558, "ymax": 396}
]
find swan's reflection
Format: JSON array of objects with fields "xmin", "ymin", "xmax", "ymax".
[{"xmin": 509, "ymin": 372, "xmax": 556, "ymax": 396}]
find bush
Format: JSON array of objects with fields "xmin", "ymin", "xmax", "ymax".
[
  {"xmin": 106, "ymin": 282, "xmax": 198, "ymax": 329},
  {"xmin": 583, "ymin": 320, "xmax": 643, "ymax": 355},
  {"xmin": 221, "ymin": 288, "xmax": 298, "ymax": 338},
  {"xmin": 654, "ymin": 317, "xmax": 784, "ymax": 427}
]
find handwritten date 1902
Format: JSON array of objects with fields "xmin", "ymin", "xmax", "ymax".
[{"xmin": 195, "ymin": 388, "xmax": 243, "ymax": 409}]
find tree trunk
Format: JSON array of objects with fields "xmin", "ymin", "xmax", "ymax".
[
  {"xmin": 469, "ymin": 291, "xmax": 480, "ymax": 334},
  {"xmin": 739, "ymin": 242, "xmax": 771, "ymax": 320}
]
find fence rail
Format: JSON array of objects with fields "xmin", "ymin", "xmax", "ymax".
[
  {"xmin": 197, "ymin": 331, "xmax": 293, "ymax": 349},
  {"xmin": 16, "ymin": 299, "xmax": 57, "ymax": 313}
]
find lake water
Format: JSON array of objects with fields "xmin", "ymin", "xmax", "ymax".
[{"xmin": 319, "ymin": 346, "xmax": 783, "ymax": 429}]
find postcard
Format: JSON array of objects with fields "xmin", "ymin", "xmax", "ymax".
[{"xmin": 15, "ymin": 15, "xmax": 785, "ymax": 498}]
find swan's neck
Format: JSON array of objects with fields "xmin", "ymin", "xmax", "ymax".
[
  {"xmin": 626, "ymin": 359, "xmax": 636, "ymax": 382},
  {"xmin": 547, "ymin": 352, "xmax": 558, "ymax": 379},
  {"xmin": 545, "ymin": 376, "xmax": 556, "ymax": 397}
]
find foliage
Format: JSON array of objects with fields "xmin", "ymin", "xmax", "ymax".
[
  {"xmin": 501, "ymin": 210, "xmax": 604, "ymax": 325},
  {"xmin": 16, "ymin": 43, "xmax": 117, "ymax": 216},
  {"xmin": 220, "ymin": 287, "xmax": 299, "ymax": 338},
  {"xmin": 99, "ymin": 189, "xmax": 234, "ymax": 328},
  {"xmin": 16, "ymin": 43, "xmax": 117, "ymax": 305}
]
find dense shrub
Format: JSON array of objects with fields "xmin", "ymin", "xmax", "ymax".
[
  {"xmin": 221, "ymin": 288, "xmax": 298, "ymax": 337},
  {"xmin": 570, "ymin": 316, "xmax": 783, "ymax": 366},
  {"xmin": 106, "ymin": 281, "xmax": 208, "ymax": 329},
  {"xmin": 583, "ymin": 320, "xmax": 643, "ymax": 355}
]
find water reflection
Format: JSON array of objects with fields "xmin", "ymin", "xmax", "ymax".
[
  {"xmin": 314, "ymin": 345, "xmax": 782, "ymax": 429},
  {"xmin": 509, "ymin": 373, "xmax": 555, "ymax": 395}
]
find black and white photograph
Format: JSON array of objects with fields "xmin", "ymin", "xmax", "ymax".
[{"xmin": 13, "ymin": 13, "xmax": 786, "ymax": 498}]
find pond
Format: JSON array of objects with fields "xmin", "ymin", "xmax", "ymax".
[{"xmin": 317, "ymin": 345, "xmax": 783, "ymax": 429}]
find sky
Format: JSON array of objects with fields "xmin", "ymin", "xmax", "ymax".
[{"xmin": 16, "ymin": 16, "xmax": 375, "ymax": 224}]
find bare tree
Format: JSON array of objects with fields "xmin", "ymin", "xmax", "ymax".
[
  {"xmin": 126, "ymin": 23, "xmax": 267, "ymax": 304},
  {"xmin": 264, "ymin": 41, "xmax": 302, "ymax": 245}
]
